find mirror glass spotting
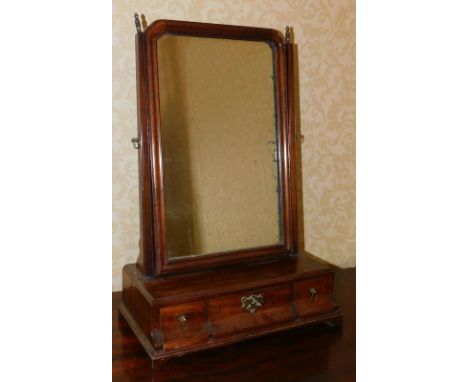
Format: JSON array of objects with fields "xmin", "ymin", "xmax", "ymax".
[{"xmin": 157, "ymin": 35, "xmax": 283, "ymax": 259}]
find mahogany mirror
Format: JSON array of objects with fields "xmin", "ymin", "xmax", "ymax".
[
  {"xmin": 134, "ymin": 19, "xmax": 297, "ymax": 277},
  {"xmin": 121, "ymin": 17, "xmax": 342, "ymax": 363}
]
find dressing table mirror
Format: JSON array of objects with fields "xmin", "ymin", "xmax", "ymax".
[{"xmin": 120, "ymin": 16, "xmax": 342, "ymax": 361}]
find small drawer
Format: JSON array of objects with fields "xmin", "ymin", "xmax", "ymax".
[
  {"xmin": 294, "ymin": 275, "xmax": 336, "ymax": 317},
  {"xmin": 160, "ymin": 301, "xmax": 209, "ymax": 351},
  {"xmin": 209, "ymin": 286, "xmax": 295, "ymax": 338}
]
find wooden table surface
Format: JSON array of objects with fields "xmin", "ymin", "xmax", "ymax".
[{"xmin": 112, "ymin": 268, "xmax": 355, "ymax": 382}]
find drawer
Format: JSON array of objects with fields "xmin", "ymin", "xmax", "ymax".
[
  {"xmin": 209, "ymin": 286, "xmax": 295, "ymax": 338},
  {"xmin": 294, "ymin": 275, "xmax": 335, "ymax": 317},
  {"xmin": 160, "ymin": 301, "xmax": 209, "ymax": 351}
]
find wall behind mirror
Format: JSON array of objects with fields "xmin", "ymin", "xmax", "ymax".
[
  {"xmin": 113, "ymin": 0, "xmax": 355, "ymax": 290},
  {"xmin": 157, "ymin": 35, "xmax": 282, "ymax": 258}
]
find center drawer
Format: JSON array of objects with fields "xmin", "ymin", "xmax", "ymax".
[{"xmin": 209, "ymin": 286, "xmax": 295, "ymax": 338}]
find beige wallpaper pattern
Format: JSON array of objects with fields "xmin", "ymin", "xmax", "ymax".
[{"xmin": 112, "ymin": 0, "xmax": 356, "ymax": 291}]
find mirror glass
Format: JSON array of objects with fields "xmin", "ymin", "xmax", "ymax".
[{"xmin": 157, "ymin": 34, "xmax": 282, "ymax": 259}]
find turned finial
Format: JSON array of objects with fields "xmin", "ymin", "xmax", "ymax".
[
  {"xmin": 285, "ymin": 26, "xmax": 294, "ymax": 43},
  {"xmin": 134, "ymin": 12, "xmax": 142, "ymax": 33}
]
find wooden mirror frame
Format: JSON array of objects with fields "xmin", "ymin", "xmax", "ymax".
[{"xmin": 134, "ymin": 19, "xmax": 298, "ymax": 277}]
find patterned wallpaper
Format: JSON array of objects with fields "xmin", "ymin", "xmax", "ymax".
[{"xmin": 112, "ymin": 0, "xmax": 356, "ymax": 291}]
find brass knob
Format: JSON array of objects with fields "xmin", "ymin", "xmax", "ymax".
[
  {"xmin": 179, "ymin": 314, "xmax": 187, "ymax": 323},
  {"xmin": 310, "ymin": 288, "xmax": 318, "ymax": 301}
]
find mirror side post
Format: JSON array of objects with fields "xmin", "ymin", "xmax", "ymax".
[
  {"xmin": 134, "ymin": 14, "xmax": 156, "ymax": 277},
  {"xmin": 285, "ymin": 26, "xmax": 299, "ymax": 254}
]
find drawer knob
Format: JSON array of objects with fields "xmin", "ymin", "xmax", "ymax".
[
  {"xmin": 179, "ymin": 314, "xmax": 187, "ymax": 324},
  {"xmin": 310, "ymin": 288, "xmax": 318, "ymax": 301},
  {"xmin": 241, "ymin": 294, "xmax": 264, "ymax": 313}
]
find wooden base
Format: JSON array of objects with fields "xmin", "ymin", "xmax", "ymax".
[{"xmin": 120, "ymin": 253, "xmax": 342, "ymax": 361}]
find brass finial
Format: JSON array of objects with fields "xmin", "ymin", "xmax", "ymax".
[
  {"xmin": 134, "ymin": 12, "xmax": 142, "ymax": 33},
  {"xmin": 140, "ymin": 14, "xmax": 148, "ymax": 29},
  {"xmin": 285, "ymin": 26, "xmax": 294, "ymax": 44}
]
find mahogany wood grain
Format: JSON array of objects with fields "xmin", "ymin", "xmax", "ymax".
[
  {"xmin": 131, "ymin": 253, "xmax": 332, "ymax": 302},
  {"xmin": 123, "ymin": 18, "xmax": 344, "ymax": 366},
  {"xmin": 209, "ymin": 286, "xmax": 295, "ymax": 337},
  {"xmin": 145, "ymin": 19, "xmax": 284, "ymax": 45},
  {"xmin": 134, "ymin": 29, "xmax": 155, "ymax": 277},
  {"xmin": 285, "ymin": 31, "xmax": 299, "ymax": 254},
  {"xmin": 135, "ymin": 19, "xmax": 297, "ymax": 277},
  {"xmin": 112, "ymin": 268, "xmax": 355, "ymax": 382},
  {"xmin": 121, "ymin": 266, "xmax": 153, "ymax": 345},
  {"xmin": 295, "ymin": 274, "xmax": 336, "ymax": 317},
  {"xmin": 120, "ymin": 253, "xmax": 342, "ymax": 360},
  {"xmin": 159, "ymin": 302, "xmax": 209, "ymax": 351}
]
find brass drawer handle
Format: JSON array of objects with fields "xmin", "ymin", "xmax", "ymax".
[
  {"xmin": 241, "ymin": 294, "xmax": 264, "ymax": 313},
  {"xmin": 310, "ymin": 288, "xmax": 318, "ymax": 301}
]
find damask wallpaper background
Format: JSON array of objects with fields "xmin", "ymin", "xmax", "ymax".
[{"xmin": 112, "ymin": 0, "xmax": 355, "ymax": 291}]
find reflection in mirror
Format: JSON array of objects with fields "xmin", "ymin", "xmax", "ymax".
[{"xmin": 157, "ymin": 35, "xmax": 282, "ymax": 259}]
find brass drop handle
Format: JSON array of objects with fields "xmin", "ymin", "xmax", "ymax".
[
  {"xmin": 131, "ymin": 137, "xmax": 141, "ymax": 149},
  {"xmin": 310, "ymin": 288, "xmax": 318, "ymax": 301},
  {"xmin": 241, "ymin": 294, "xmax": 264, "ymax": 314}
]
